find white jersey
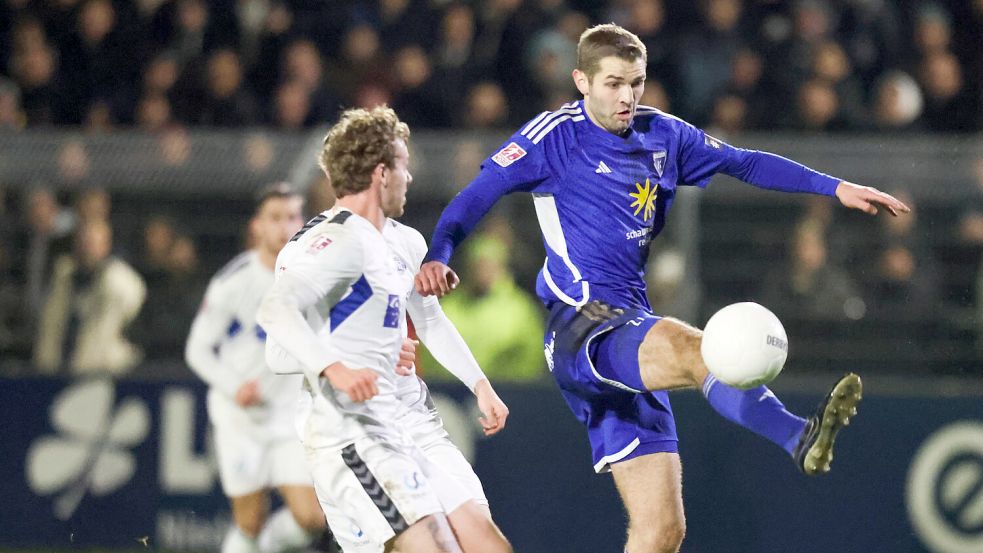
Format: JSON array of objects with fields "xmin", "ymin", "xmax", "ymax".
[
  {"xmin": 258, "ymin": 208, "xmax": 487, "ymax": 450},
  {"xmin": 185, "ymin": 251, "xmax": 302, "ymax": 440}
]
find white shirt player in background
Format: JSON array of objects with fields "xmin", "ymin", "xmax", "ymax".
[
  {"xmin": 185, "ymin": 184, "xmax": 330, "ymax": 553},
  {"xmin": 257, "ymin": 106, "xmax": 513, "ymax": 553}
]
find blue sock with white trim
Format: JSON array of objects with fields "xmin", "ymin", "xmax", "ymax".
[{"xmin": 702, "ymin": 375, "xmax": 806, "ymax": 454}]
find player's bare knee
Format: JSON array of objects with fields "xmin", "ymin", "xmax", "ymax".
[
  {"xmin": 233, "ymin": 512, "xmax": 265, "ymax": 538},
  {"xmin": 630, "ymin": 518, "xmax": 685, "ymax": 553}
]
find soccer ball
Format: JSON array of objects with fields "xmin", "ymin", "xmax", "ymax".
[{"xmin": 700, "ymin": 302, "xmax": 788, "ymax": 390}]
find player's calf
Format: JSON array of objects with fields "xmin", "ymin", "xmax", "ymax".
[{"xmin": 387, "ymin": 513, "xmax": 462, "ymax": 553}]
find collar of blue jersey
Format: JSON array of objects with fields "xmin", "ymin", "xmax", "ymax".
[{"xmin": 577, "ymin": 100, "xmax": 647, "ymax": 151}]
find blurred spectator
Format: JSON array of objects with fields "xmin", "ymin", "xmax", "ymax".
[
  {"xmin": 917, "ymin": 51, "xmax": 980, "ymax": 132},
  {"xmin": 720, "ymin": 47, "xmax": 770, "ymax": 128},
  {"xmin": 523, "ymin": 10, "xmax": 585, "ymax": 112},
  {"xmin": 19, "ymin": 187, "xmax": 74, "ymax": 321},
  {"xmin": 788, "ymin": 78, "xmax": 847, "ymax": 131},
  {"xmin": 0, "ymin": 77, "xmax": 26, "ymax": 130},
  {"xmin": 912, "ymin": 3, "xmax": 953, "ymax": 58},
  {"xmin": 639, "ymin": 78, "xmax": 671, "ymax": 112},
  {"xmin": 707, "ymin": 93, "xmax": 748, "ymax": 136},
  {"xmin": 194, "ymin": 49, "xmax": 259, "ymax": 126},
  {"xmin": 325, "ymin": 23, "xmax": 386, "ymax": 106},
  {"xmin": 810, "ymin": 39, "xmax": 866, "ymax": 126},
  {"xmin": 132, "ymin": 231, "xmax": 204, "ymax": 360},
  {"xmin": 609, "ymin": 0, "xmax": 673, "ymax": 92},
  {"xmin": 34, "ymin": 219, "xmax": 146, "ymax": 376},
  {"xmin": 59, "ymin": 0, "xmax": 133, "ymax": 126},
  {"xmin": 421, "ymin": 234, "xmax": 546, "ymax": 382},
  {"xmin": 391, "ymin": 44, "xmax": 446, "ymax": 128},
  {"xmin": 135, "ymin": 92, "xmax": 173, "ymax": 131},
  {"xmin": 761, "ymin": 218, "xmax": 864, "ymax": 320},
  {"xmin": 74, "ymin": 186, "xmax": 111, "ymax": 225},
  {"xmin": 270, "ymin": 80, "xmax": 312, "ymax": 130},
  {"xmin": 462, "ymin": 81, "xmax": 509, "ymax": 129},
  {"xmin": 675, "ymin": 0, "xmax": 744, "ymax": 123},
  {"xmin": 275, "ymin": 38, "xmax": 339, "ymax": 124},
  {"xmin": 9, "ymin": 41, "xmax": 64, "ymax": 126},
  {"xmin": 870, "ymin": 70, "xmax": 923, "ymax": 131},
  {"xmin": 865, "ymin": 191, "xmax": 940, "ymax": 320}
]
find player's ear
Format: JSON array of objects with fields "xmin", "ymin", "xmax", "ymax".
[{"xmin": 573, "ymin": 69, "xmax": 590, "ymax": 96}]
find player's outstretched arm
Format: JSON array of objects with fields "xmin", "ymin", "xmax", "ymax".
[
  {"xmin": 415, "ymin": 261, "xmax": 460, "ymax": 297},
  {"xmin": 474, "ymin": 378, "xmax": 509, "ymax": 436},
  {"xmin": 835, "ymin": 181, "xmax": 911, "ymax": 217}
]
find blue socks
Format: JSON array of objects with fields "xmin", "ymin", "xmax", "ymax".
[{"xmin": 702, "ymin": 374, "xmax": 806, "ymax": 454}]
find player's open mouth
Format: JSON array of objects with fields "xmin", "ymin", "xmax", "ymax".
[{"xmin": 616, "ymin": 109, "xmax": 632, "ymax": 121}]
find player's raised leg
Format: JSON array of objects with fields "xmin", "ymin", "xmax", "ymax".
[
  {"xmin": 635, "ymin": 316, "xmax": 860, "ymax": 474},
  {"xmin": 610, "ymin": 452, "xmax": 685, "ymax": 553}
]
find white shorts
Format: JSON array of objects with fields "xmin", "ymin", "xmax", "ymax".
[
  {"xmin": 307, "ymin": 434, "xmax": 471, "ymax": 552},
  {"xmin": 397, "ymin": 394, "xmax": 488, "ymax": 506},
  {"xmin": 213, "ymin": 424, "xmax": 312, "ymax": 497}
]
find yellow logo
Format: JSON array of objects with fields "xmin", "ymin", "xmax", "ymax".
[{"xmin": 629, "ymin": 178, "xmax": 658, "ymax": 221}]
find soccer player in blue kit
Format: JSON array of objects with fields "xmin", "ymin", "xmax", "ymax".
[{"xmin": 415, "ymin": 23, "xmax": 911, "ymax": 553}]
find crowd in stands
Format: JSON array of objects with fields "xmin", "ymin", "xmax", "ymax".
[{"xmin": 0, "ymin": 0, "xmax": 981, "ymax": 133}]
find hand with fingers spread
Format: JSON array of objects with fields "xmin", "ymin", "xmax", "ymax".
[
  {"xmin": 396, "ymin": 338, "xmax": 418, "ymax": 376},
  {"xmin": 474, "ymin": 378, "xmax": 509, "ymax": 436},
  {"xmin": 415, "ymin": 261, "xmax": 460, "ymax": 297},
  {"xmin": 321, "ymin": 362, "xmax": 379, "ymax": 402},
  {"xmin": 835, "ymin": 182, "xmax": 912, "ymax": 217}
]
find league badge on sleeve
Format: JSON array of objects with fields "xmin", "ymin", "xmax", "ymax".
[
  {"xmin": 704, "ymin": 135, "xmax": 723, "ymax": 149},
  {"xmin": 492, "ymin": 142, "xmax": 527, "ymax": 167},
  {"xmin": 307, "ymin": 234, "xmax": 333, "ymax": 254}
]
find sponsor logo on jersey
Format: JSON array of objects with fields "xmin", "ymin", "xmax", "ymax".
[
  {"xmin": 492, "ymin": 142, "xmax": 527, "ymax": 167},
  {"xmin": 628, "ymin": 178, "xmax": 658, "ymax": 222}
]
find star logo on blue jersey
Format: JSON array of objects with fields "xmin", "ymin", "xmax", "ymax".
[{"xmin": 629, "ymin": 178, "xmax": 658, "ymax": 222}]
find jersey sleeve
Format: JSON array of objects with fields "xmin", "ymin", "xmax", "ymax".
[
  {"xmin": 425, "ymin": 119, "xmax": 564, "ymax": 265},
  {"xmin": 184, "ymin": 276, "xmax": 250, "ymax": 399},
  {"xmin": 676, "ymin": 120, "xmax": 840, "ymax": 195},
  {"xmin": 257, "ymin": 229, "xmax": 361, "ymax": 384},
  {"xmin": 406, "ymin": 291, "xmax": 486, "ymax": 392}
]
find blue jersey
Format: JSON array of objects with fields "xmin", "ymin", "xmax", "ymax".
[{"xmin": 427, "ymin": 100, "xmax": 840, "ymax": 311}]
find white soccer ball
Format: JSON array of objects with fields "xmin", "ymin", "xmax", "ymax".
[{"xmin": 700, "ymin": 302, "xmax": 788, "ymax": 390}]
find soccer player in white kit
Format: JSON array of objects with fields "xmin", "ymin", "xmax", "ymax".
[
  {"xmin": 257, "ymin": 106, "xmax": 513, "ymax": 553},
  {"xmin": 185, "ymin": 184, "xmax": 330, "ymax": 553}
]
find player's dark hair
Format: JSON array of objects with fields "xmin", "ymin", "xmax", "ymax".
[
  {"xmin": 319, "ymin": 105, "xmax": 410, "ymax": 198},
  {"xmin": 577, "ymin": 24, "xmax": 647, "ymax": 81},
  {"xmin": 254, "ymin": 182, "xmax": 301, "ymax": 214}
]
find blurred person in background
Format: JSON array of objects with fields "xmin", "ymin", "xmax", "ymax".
[
  {"xmin": 391, "ymin": 44, "xmax": 446, "ymax": 128},
  {"xmin": 760, "ymin": 218, "xmax": 863, "ymax": 320},
  {"xmin": 917, "ymin": 50, "xmax": 979, "ymax": 132},
  {"xmin": 870, "ymin": 70, "xmax": 923, "ymax": 131},
  {"xmin": 422, "ymin": 233, "xmax": 546, "ymax": 383},
  {"xmin": 34, "ymin": 218, "xmax": 146, "ymax": 376},
  {"xmin": 195, "ymin": 48, "xmax": 260, "ymax": 127},
  {"xmin": 675, "ymin": 0, "xmax": 744, "ymax": 124},
  {"xmin": 865, "ymin": 191, "xmax": 940, "ymax": 321},
  {"xmin": 185, "ymin": 183, "xmax": 333, "ymax": 553},
  {"xmin": 462, "ymin": 81, "xmax": 510, "ymax": 129},
  {"xmin": 0, "ymin": 77, "xmax": 26, "ymax": 130},
  {"xmin": 19, "ymin": 186, "xmax": 73, "ymax": 327}
]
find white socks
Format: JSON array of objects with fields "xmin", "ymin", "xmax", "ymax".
[
  {"xmin": 221, "ymin": 527, "xmax": 260, "ymax": 553},
  {"xmin": 257, "ymin": 508, "xmax": 313, "ymax": 553}
]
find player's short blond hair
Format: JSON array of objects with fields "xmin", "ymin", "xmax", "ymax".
[
  {"xmin": 318, "ymin": 106, "xmax": 410, "ymax": 198},
  {"xmin": 577, "ymin": 24, "xmax": 647, "ymax": 82}
]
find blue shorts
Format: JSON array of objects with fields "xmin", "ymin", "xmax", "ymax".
[{"xmin": 545, "ymin": 301, "xmax": 677, "ymax": 473}]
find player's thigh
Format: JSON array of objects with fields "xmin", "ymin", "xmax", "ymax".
[
  {"xmin": 610, "ymin": 452, "xmax": 685, "ymax": 540},
  {"xmin": 387, "ymin": 513, "xmax": 461, "ymax": 553},
  {"xmin": 419, "ymin": 438, "xmax": 488, "ymax": 508},
  {"xmin": 446, "ymin": 500, "xmax": 511, "ymax": 553},
  {"xmin": 306, "ymin": 438, "xmax": 444, "ymax": 552},
  {"xmin": 278, "ymin": 485, "xmax": 326, "ymax": 532},
  {"xmin": 637, "ymin": 317, "xmax": 709, "ymax": 392},
  {"xmin": 228, "ymin": 490, "xmax": 270, "ymax": 537}
]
